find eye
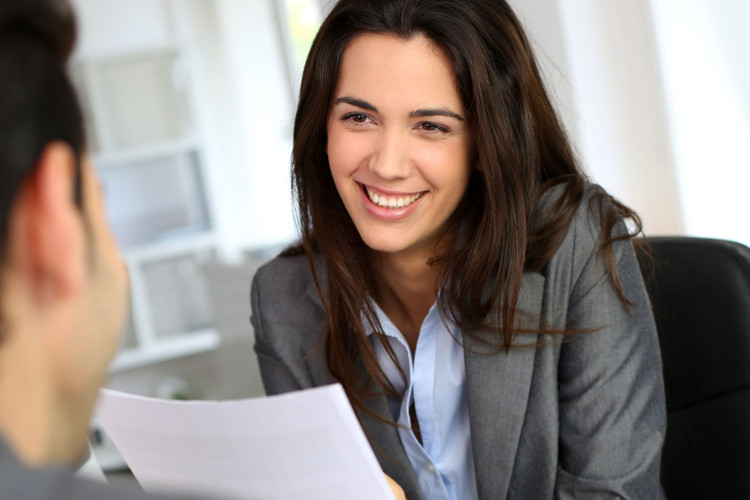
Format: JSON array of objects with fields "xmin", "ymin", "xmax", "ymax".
[
  {"xmin": 342, "ymin": 112, "xmax": 371, "ymax": 124},
  {"xmin": 417, "ymin": 121, "xmax": 451, "ymax": 134}
]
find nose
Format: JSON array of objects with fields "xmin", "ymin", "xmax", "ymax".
[{"xmin": 368, "ymin": 128, "xmax": 411, "ymax": 180}]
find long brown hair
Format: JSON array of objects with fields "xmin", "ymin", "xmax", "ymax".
[{"xmin": 288, "ymin": 0, "xmax": 642, "ymax": 411}]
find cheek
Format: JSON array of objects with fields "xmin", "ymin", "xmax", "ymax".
[
  {"xmin": 327, "ymin": 143, "xmax": 361, "ymax": 190},
  {"xmin": 420, "ymin": 146, "xmax": 472, "ymax": 191},
  {"xmin": 94, "ymin": 222, "xmax": 129, "ymax": 343},
  {"xmin": 325, "ymin": 149, "xmax": 352, "ymax": 207}
]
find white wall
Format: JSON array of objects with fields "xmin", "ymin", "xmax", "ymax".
[
  {"xmin": 170, "ymin": 0, "xmax": 297, "ymax": 256},
  {"xmin": 648, "ymin": 0, "xmax": 750, "ymax": 245},
  {"xmin": 510, "ymin": 0, "xmax": 684, "ymax": 236},
  {"xmin": 73, "ymin": 0, "xmax": 173, "ymax": 57},
  {"xmin": 212, "ymin": 0, "xmax": 297, "ymax": 250},
  {"xmin": 513, "ymin": 0, "xmax": 750, "ymax": 245},
  {"xmin": 508, "ymin": 0, "xmax": 576, "ymax": 139}
]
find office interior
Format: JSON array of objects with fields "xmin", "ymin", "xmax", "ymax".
[{"xmin": 67, "ymin": 0, "xmax": 750, "ymax": 477}]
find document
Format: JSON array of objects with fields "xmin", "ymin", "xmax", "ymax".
[{"xmin": 96, "ymin": 384, "xmax": 395, "ymax": 500}]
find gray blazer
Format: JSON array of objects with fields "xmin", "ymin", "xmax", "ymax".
[{"xmin": 251, "ymin": 188, "xmax": 666, "ymax": 499}]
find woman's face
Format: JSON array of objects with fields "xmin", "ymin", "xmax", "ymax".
[{"xmin": 326, "ymin": 33, "xmax": 471, "ymax": 262}]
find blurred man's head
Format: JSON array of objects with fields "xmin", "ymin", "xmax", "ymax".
[{"xmin": 0, "ymin": 0, "xmax": 128, "ymax": 467}]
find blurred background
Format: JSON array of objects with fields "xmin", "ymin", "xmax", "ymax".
[{"xmin": 66, "ymin": 0, "xmax": 749, "ymax": 470}]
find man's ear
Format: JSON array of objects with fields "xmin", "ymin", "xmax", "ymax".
[{"xmin": 9, "ymin": 142, "xmax": 86, "ymax": 306}]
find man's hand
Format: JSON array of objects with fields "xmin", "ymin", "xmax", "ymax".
[{"xmin": 385, "ymin": 474, "xmax": 406, "ymax": 500}]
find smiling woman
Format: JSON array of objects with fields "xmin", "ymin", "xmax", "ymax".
[
  {"xmin": 326, "ymin": 34, "xmax": 471, "ymax": 260},
  {"xmin": 250, "ymin": 1, "xmax": 667, "ymax": 499}
]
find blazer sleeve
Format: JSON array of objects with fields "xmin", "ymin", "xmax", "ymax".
[
  {"xmin": 554, "ymin": 218, "xmax": 667, "ymax": 499},
  {"xmin": 250, "ymin": 263, "xmax": 306, "ymax": 395}
]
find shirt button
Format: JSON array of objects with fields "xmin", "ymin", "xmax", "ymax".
[{"xmin": 426, "ymin": 462, "xmax": 437, "ymax": 474}]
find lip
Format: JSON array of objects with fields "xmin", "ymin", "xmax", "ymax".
[{"xmin": 359, "ymin": 183, "xmax": 425, "ymax": 221}]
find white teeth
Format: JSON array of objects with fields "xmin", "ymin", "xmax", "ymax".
[{"xmin": 365, "ymin": 186, "xmax": 422, "ymax": 209}]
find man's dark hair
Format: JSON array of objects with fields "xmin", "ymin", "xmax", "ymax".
[{"xmin": 0, "ymin": 0, "xmax": 85, "ymax": 258}]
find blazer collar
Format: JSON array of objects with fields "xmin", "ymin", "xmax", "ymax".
[{"xmin": 463, "ymin": 271, "xmax": 545, "ymax": 500}]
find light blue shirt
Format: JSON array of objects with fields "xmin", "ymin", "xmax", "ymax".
[{"xmin": 365, "ymin": 300, "xmax": 479, "ymax": 500}]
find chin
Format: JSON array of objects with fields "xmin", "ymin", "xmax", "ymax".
[
  {"xmin": 357, "ymin": 230, "xmax": 407, "ymax": 254},
  {"xmin": 358, "ymin": 233, "xmax": 428, "ymax": 257}
]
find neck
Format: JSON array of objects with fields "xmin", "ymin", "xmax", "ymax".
[
  {"xmin": 0, "ymin": 324, "xmax": 56, "ymax": 466},
  {"xmin": 0, "ymin": 298, "xmax": 92, "ymax": 468},
  {"xmin": 374, "ymin": 251, "xmax": 442, "ymax": 351}
]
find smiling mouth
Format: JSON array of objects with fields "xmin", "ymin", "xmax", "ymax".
[{"xmin": 363, "ymin": 185, "xmax": 424, "ymax": 209}]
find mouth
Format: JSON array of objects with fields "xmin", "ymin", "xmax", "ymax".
[{"xmin": 362, "ymin": 184, "xmax": 425, "ymax": 209}]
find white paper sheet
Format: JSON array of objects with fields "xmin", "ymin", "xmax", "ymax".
[{"xmin": 96, "ymin": 384, "xmax": 395, "ymax": 500}]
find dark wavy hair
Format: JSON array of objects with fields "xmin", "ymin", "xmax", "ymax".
[
  {"xmin": 0, "ymin": 0, "xmax": 84, "ymax": 340},
  {"xmin": 288, "ymin": 0, "xmax": 642, "ymax": 411},
  {"xmin": 0, "ymin": 0, "xmax": 85, "ymax": 258}
]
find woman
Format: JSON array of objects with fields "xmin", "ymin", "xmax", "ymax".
[{"xmin": 251, "ymin": 0, "xmax": 666, "ymax": 498}]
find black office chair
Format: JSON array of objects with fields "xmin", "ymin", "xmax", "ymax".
[{"xmin": 637, "ymin": 236, "xmax": 750, "ymax": 499}]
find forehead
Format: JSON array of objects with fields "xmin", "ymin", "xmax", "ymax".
[{"xmin": 335, "ymin": 33, "xmax": 463, "ymax": 111}]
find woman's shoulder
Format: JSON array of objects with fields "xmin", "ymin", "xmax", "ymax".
[
  {"xmin": 541, "ymin": 182, "xmax": 631, "ymax": 276},
  {"xmin": 252, "ymin": 252, "xmax": 319, "ymax": 305},
  {"xmin": 250, "ymin": 251, "xmax": 328, "ymax": 366},
  {"xmin": 255, "ymin": 251, "xmax": 311, "ymax": 281},
  {"xmin": 535, "ymin": 182, "xmax": 647, "ymax": 331}
]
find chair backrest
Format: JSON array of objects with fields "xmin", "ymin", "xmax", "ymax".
[{"xmin": 638, "ymin": 236, "xmax": 750, "ymax": 499}]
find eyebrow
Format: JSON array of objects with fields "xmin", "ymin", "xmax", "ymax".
[
  {"xmin": 334, "ymin": 96, "xmax": 377, "ymax": 112},
  {"xmin": 409, "ymin": 108, "xmax": 464, "ymax": 121},
  {"xmin": 333, "ymin": 96, "xmax": 464, "ymax": 121}
]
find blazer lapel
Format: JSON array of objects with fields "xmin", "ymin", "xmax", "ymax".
[
  {"xmin": 464, "ymin": 272, "xmax": 545, "ymax": 500},
  {"xmin": 307, "ymin": 266, "xmax": 423, "ymax": 499},
  {"xmin": 354, "ymin": 360, "xmax": 425, "ymax": 500}
]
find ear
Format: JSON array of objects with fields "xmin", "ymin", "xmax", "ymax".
[{"xmin": 9, "ymin": 142, "xmax": 86, "ymax": 306}]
